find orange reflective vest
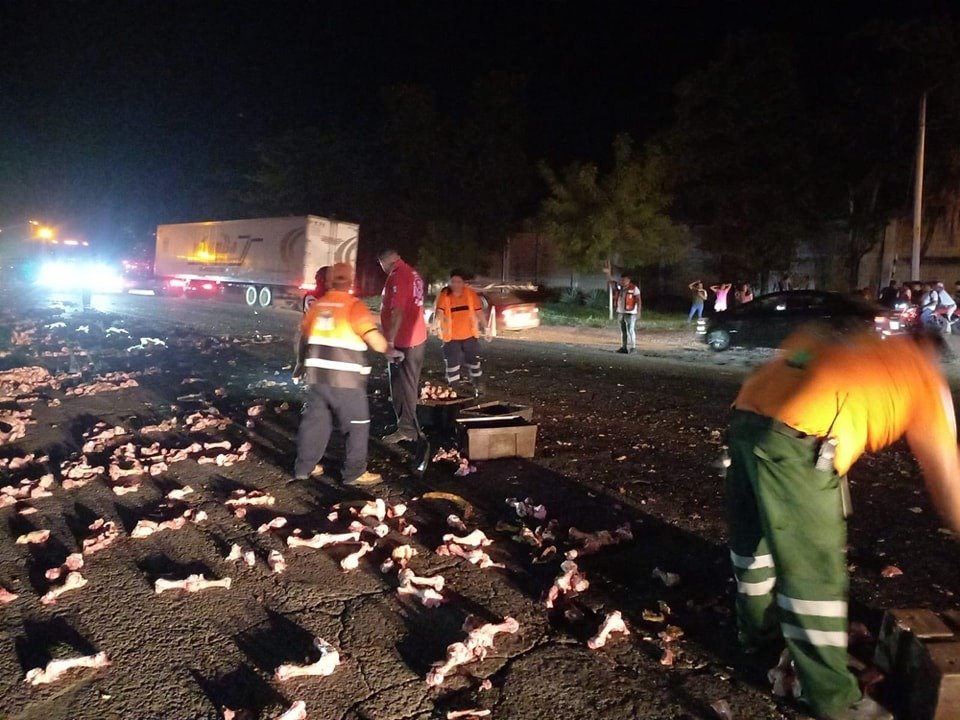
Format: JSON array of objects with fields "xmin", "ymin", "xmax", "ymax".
[
  {"xmin": 435, "ymin": 286, "xmax": 483, "ymax": 342},
  {"xmin": 299, "ymin": 290, "xmax": 378, "ymax": 388}
]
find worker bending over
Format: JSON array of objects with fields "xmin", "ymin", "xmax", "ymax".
[{"xmin": 726, "ymin": 326, "xmax": 960, "ymax": 720}]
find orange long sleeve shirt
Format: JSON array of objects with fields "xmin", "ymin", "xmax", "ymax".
[{"xmin": 735, "ymin": 330, "xmax": 957, "ymax": 476}]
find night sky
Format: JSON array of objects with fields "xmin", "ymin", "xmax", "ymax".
[{"xmin": 0, "ymin": 0, "xmax": 948, "ymax": 250}]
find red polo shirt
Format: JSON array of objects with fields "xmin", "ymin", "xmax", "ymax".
[{"xmin": 380, "ymin": 259, "xmax": 427, "ymax": 348}]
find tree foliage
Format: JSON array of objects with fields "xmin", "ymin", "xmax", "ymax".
[{"xmin": 538, "ymin": 134, "xmax": 686, "ymax": 272}]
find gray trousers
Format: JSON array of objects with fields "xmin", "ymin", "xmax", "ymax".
[
  {"xmin": 294, "ymin": 384, "xmax": 370, "ymax": 482},
  {"xmin": 389, "ymin": 341, "xmax": 425, "ymax": 438},
  {"xmin": 443, "ymin": 337, "xmax": 482, "ymax": 383},
  {"xmin": 619, "ymin": 312, "xmax": 638, "ymax": 349}
]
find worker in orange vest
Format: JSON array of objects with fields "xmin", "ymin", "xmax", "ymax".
[
  {"xmin": 432, "ymin": 268, "xmax": 491, "ymax": 393},
  {"xmin": 293, "ymin": 263, "xmax": 400, "ymax": 487},
  {"xmin": 727, "ymin": 326, "xmax": 960, "ymax": 720}
]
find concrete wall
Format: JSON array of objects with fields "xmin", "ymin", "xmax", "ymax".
[{"xmin": 859, "ymin": 217, "xmax": 960, "ymax": 292}]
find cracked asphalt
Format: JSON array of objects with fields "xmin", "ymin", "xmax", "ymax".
[{"xmin": 0, "ymin": 288, "xmax": 955, "ymax": 720}]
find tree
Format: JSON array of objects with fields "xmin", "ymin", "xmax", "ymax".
[
  {"xmin": 537, "ymin": 134, "xmax": 686, "ymax": 273},
  {"xmin": 667, "ymin": 32, "xmax": 815, "ymax": 287}
]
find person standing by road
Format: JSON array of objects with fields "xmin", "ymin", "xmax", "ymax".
[
  {"xmin": 725, "ymin": 326, "xmax": 960, "ymax": 720},
  {"xmin": 292, "ymin": 263, "xmax": 397, "ymax": 487},
  {"xmin": 605, "ymin": 268, "xmax": 641, "ymax": 353},
  {"xmin": 688, "ymin": 280, "xmax": 707, "ymax": 322},
  {"xmin": 711, "ymin": 282, "xmax": 732, "ymax": 312},
  {"xmin": 433, "ymin": 268, "xmax": 490, "ymax": 392},
  {"xmin": 378, "ymin": 249, "xmax": 428, "ymax": 445}
]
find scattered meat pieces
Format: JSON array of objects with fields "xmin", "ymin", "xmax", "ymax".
[
  {"xmin": 768, "ymin": 649, "xmax": 802, "ymax": 698},
  {"xmin": 426, "ymin": 616, "xmax": 520, "ymax": 687},
  {"xmin": 272, "ymin": 701, "xmax": 307, "ymax": 720},
  {"xmin": 275, "ymin": 638, "xmax": 340, "ymax": 680},
  {"xmin": 257, "ymin": 516, "xmax": 288, "ymax": 534},
  {"xmin": 447, "ymin": 711, "xmax": 491, "ymax": 719},
  {"xmin": 880, "ymin": 565, "xmax": 903, "ymax": 578},
  {"xmin": 247, "ymin": 404, "xmax": 266, "ymax": 417},
  {"xmin": 652, "ymin": 567, "xmax": 681, "ymax": 587},
  {"xmin": 139, "ymin": 418, "xmax": 178, "ymax": 434},
  {"xmin": 45, "ymin": 553, "xmax": 84, "ymax": 581},
  {"xmin": 82, "ymin": 518, "xmax": 120, "ymax": 555},
  {"xmin": 185, "ymin": 409, "xmax": 231, "ymax": 433},
  {"xmin": 225, "ymin": 489, "xmax": 275, "ymax": 509},
  {"xmin": 15, "ymin": 528, "xmax": 50, "ymax": 545},
  {"xmin": 0, "ymin": 409, "xmax": 33, "ymax": 445},
  {"xmin": 340, "ymin": 542, "xmax": 374, "ymax": 571},
  {"xmin": 154, "ymin": 574, "xmax": 232, "ymax": 594},
  {"xmin": 399, "ymin": 519, "xmax": 418, "ymax": 536},
  {"xmin": 544, "ymin": 560, "xmax": 589, "ymax": 608},
  {"xmin": 0, "ymin": 366, "xmax": 56, "ymax": 401},
  {"xmin": 354, "ymin": 498, "xmax": 386, "ymax": 522},
  {"xmin": 288, "ymin": 531, "xmax": 361, "ymax": 549},
  {"xmin": 0, "ymin": 586, "xmax": 19, "ymax": 604},
  {"xmin": 24, "ymin": 651, "xmax": 110, "ymax": 685},
  {"xmin": 587, "ymin": 610, "xmax": 631, "ymax": 649},
  {"xmin": 442, "ymin": 529, "xmax": 491, "ymax": 547},
  {"xmin": 40, "ymin": 571, "xmax": 88, "ymax": 604},
  {"xmin": 455, "ymin": 459, "xmax": 477, "ymax": 476},
  {"xmin": 65, "ymin": 372, "xmax": 139, "ymax": 397},
  {"xmin": 348, "ymin": 520, "xmax": 389, "ymax": 538},
  {"xmin": 421, "ymin": 382, "xmax": 457, "ymax": 400},
  {"xmin": 131, "ymin": 516, "xmax": 187, "ymax": 538},
  {"xmin": 447, "ymin": 514, "xmax": 469, "ymax": 532},
  {"xmin": 61, "ymin": 457, "xmax": 105, "ymax": 488},
  {"xmin": 81, "ymin": 423, "xmax": 128, "ymax": 453},
  {"xmin": 268, "ymin": 550, "xmax": 286, "ymax": 574},
  {"xmin": 398, "ymin": 568, "xmax": 445, "ymax": 592},
  {"xmin": 433, "ymin": 447, "xmax": 464, "ymax": 463},
  {"xmin": 710, "ymin": 699, "xmax": 735, "ymax": 720},
  {"xmin": 226, "ymin": 544, "xmax": 257, "ymax": 567},
  {"xmin": 566, "ymin": 523, "xmax": 633, "ymax": 558},
  {"xmin": 166, "ymin": 485, "xmax": 194, "ymax": 501},
  {"xmin": 397, "ymin": 579, "xmax": 445, "ymax": 607},
  {"xmin": 436, "ymin": 541, "xmax": 504, "ymax": 569},
  {"xmin": 505, "ymin": 497, "xmax": 547, "ymax": 521},
  {"xmin": 388, "ymin": 502, "xmax": 407, "ymax": 518}
]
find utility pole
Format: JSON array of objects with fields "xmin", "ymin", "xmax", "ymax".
[{"xmin": 911, "ymin": 91, "xmax": 927, "ymax": 281}]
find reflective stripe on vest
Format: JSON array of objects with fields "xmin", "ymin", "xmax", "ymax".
[
  {"xmin": 304, "ymin": 358, "xmax": 372, "ymax": 375},
  {"xmin": 303, "ymin": 296, "xmax": 371, "ymax": 386}
]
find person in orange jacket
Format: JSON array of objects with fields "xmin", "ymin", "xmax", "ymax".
[
  {"xmin": 432, "ymin": 268, "xmax": 490, "ymax": 393},
  {"xmin": 293, "ymin": 263, "xmax": 400, "ymax": 487},
  {"xmin": 726, "ymin": 326, "xmax": 960, "ymax": 720}
]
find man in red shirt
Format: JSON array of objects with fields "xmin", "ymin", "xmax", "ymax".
[{"xmin": 378, "ymin": 249, "xmax": 428, "ymax": 445}]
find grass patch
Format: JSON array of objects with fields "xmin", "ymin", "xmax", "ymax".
[{"xmin": 539, "ymin": 303, "xmax": 688, "ymax": 331}]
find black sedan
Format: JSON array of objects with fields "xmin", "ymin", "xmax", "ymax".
[{"xmin": 698, "ymin": 290, "xmax": 903, "ymax": 351}]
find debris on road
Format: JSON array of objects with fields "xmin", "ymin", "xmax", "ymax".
[
  {"xmin": 40, "ymin": 571, "xmax": 88, "ymax": 604},
  {"xmin": 426, "ymin": 616, "xmax": 520, "ymax": 687},
  {"xmin": 566, "ymin": 523, "xmax": 632, "ymax": 558},
  {"xmin": 81, "ymin": 518, "xmax": 120, "ymax": 555},
  {"xmin": 15, "ymin": 528, "xmax": 50, "ymax": 545},
  {"xmin": 274, "ymin": 638, "xmax": 340, "ymax": 680},
  {"xmin": 544, "ymin": 560, "xmax": 589, "ymax": 608},
  {"xmin": 340, "ymin": 541, "xmax": 374, "ymax": 571},
  {"xmin": 271, "ymin": 701, "xmax": 307, "ymax": 720},
  {"xmin": 24, "ymin": 651, "xmax": 110, "ymax": 686},
  {"xmin": 505, "ymin": 497, "xmax": 547, "ymax": 521},
  {"xmin": 154, "ymin": 574, "xmax": 232, "ymax": 594},
  {"xmin": 587, "ymin": 610, "xmax": 631, "ymax": 649},
  {"xmin": 768, "ymin": 649, "xmax": 801, "ymax": 698},
  {"xmin": 44, "ymin": 553, "xmax": 84, "ymax": 581},
  {"xmin": 0, "ymin": 585, "xmax": 18, "ymax": 604},
  {"xmin": 880, "ymin": 565, "xmax": 903, "ymax": 578},
  {"xmin": 447, "ymin": 710, "xmax": 491, "ymax": 719},
  {"xmin": 652, "ymin": 567, "xmax": 681, "ymax": 587},
  {"xmin": 268, "ymin": 550, "xmax": 287, "ymax": 574},
  {"xmin": 288, "ymin": 531, "xmax": 361, "ymax": 549}
]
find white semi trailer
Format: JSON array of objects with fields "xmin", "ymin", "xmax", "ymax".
[{"xmin": 154, "ymin": 215, "xmax": 359, "ymax": 307}]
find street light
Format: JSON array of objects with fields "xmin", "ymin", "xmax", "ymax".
[{"xmin": 35, "ymin": 225, "xmax": 54, "ymax": 240}]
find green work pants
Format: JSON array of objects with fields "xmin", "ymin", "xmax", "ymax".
[{"xmin": 726, "ymin": 410, "xmax": 861, "ymax": 717}]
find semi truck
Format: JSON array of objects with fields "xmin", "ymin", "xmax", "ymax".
[{"xmin": 153, "ymin": 215, "xmax": 359, "ymax": 308}]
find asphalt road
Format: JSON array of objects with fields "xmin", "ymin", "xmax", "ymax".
[{"xmin": 0, "ymin": 288, "xmax": 953, "ymax": 720}]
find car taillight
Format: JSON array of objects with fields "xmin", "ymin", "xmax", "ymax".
[
  {"xmin": 202, "ymin": 282, "xmax": 214, "ymax": 290},
  {"xmin": 169, "ymin": 279, "xmax": 186, "ymax": 288},
  {"xmin": 502, "ymin": 308, "xmax": 513, "ymax": 316}
]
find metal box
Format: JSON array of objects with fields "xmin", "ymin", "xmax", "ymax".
[{"xmin": 459, "ymin": 401, "xmax": 534, "ymax": 422}]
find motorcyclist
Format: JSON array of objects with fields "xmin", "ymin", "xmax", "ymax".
[{"xmin": 919, "ymin": 283, "xmax": 939, "ymax": 327}]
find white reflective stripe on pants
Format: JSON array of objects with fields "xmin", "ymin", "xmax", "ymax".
[
  {"xmin": 350, "ymin": 419, "xmax": 371, "ymax": 424},
  {"xmin": 730, "ymin": 550, "xmax": 775, "ymax": 570},
  {"xmin": 736, "ymin": 577, "xmax": 776, "ymax": 596},
  {"xmin": 304, "ymin": 358, "xmax": 371, "ymax": 374},
  {"xmin": 781, "ymin": 623, "xmax": 848, "ymax": 647},
  {"xmin": 777, "ymin": 595, "xmax": 847, "ymax": 618}
]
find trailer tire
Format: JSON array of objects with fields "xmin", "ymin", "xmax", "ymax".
[
  {"xmin": 244, "ymin": 286, "xmax": 258, "ymax": 306},
  {"xmin": 258, "ymin": 286, "xmax": 272, "ymax": 307}
]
